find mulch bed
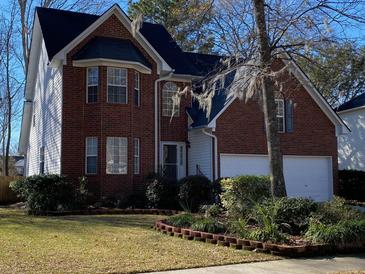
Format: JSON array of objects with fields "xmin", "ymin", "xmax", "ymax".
[{"xmin": 154, "ymin": 220, "xmax": 365, "ymax": 257}]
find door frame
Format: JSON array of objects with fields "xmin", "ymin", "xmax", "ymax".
[{"xmin": 160, "ymin": 141, "xmax": 186, "ymax": 180}]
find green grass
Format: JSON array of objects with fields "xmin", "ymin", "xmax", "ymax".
[{"xmin": 0, "ymin": 208, "xmax": 277, "ymax": 273}]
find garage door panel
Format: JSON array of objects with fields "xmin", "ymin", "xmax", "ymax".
[{"xmin": 220, "ymin": 154, "xmax": 332, "ymax": 201}]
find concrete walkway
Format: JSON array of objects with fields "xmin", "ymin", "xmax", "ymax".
[{"xmin": 147, "ymin": 254, "xmax": 365, "ymax": 274}]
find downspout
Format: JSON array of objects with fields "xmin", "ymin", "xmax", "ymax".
[
  {"xmin": 154, "ymin": 70, "xmax": 174, "ymax": 172},
  {"xmin": 202, "ymin": 128, "xmax": 218, "ymax": 181}
]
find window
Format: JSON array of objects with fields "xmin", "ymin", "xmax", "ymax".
[
  {"xmin": 134, "ymin": 71, "xmax": 140, "ymax": 106},
  {"xmin": 162, "ymin": 82, "xmax": 179, "ymax": 117},
  {"xmin": 275, "ymin": 99, "xmax": 285, "ymax": 133},
  {"xmin": 107, "ymin": 67, "xmax": 127, "ymax": 103},
  {"xmin": 87, "ymin": 67, "xmax": 98, "ymax": 103},
  {"xmin": 106, "ymin": 137, "xmax": 128, "ymax": 174},
  {"xmin": 133, "ymin": 138, "xmax": 140, "ymax": 174},
  {"xmin": 85, "ymin": 137, "xmax": 98, "ymax": 174},
  {"xmin": 39, "ymin": 146, "xmax": 45, "ymax": 175}
]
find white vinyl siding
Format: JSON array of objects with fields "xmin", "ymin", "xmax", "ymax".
[
  {"xmin": 106, "ymin": 137, "xmax": 128, "ymax": 174},
  {"xmin": 188, "ymin": 129, "xmax": 213, "ymax": 180},
  {"xmin": 107, "ymin": 67, "xmax": 127, "ymax": 104},
  {"xmin": 162, "ymin": 82, "xmax": 179, "ymax": 117},
  {"xmin": 26, "ymin": 39, "xmax": 62, "ymax": 176}
]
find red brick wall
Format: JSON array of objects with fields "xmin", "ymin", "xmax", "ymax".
[
  {"xmin": 215, "ymin": 67, "xmax": 339, "ymax": 193},
  {"xmin": 61, "ymin": 15, "xmax": 159, "ymax": 198}
]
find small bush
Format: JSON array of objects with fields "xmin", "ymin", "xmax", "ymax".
[
  {"xmin": 249, "ymin": 200, "xmax": 288, "ymax": 243},
  {"xmin": 339, "ymin": 170, "xmax": 365, "ymax": 202},
  {"xmin": 200, "ymin": 204, "xmax": 222, "ymax": 218},
  {"xmin": 10, "ymin": 175, "xmax": 87, "ymax": 214},
  {"xmin": 178, "ymin": 175, "xmax": 212, "ymax": 213},
  {"xmin": 313, "ymin": 196, "xmax": 363, "ymax": 225},
  {"xmin": 276, "ymin": 197, "xmax": 318, "ymax": 235},
  {"xmin": 220, "ymin": 176, "xmax": 270, "ymax": 218},
  {"xmin": 306, "ymin": 219, "xmax": 365, "ymax": 244},
  {"xmin": 191, "ymin": 218, "xmax": 226, "ymax": 233},
  {"xmin": 228, "ymin": 218, "xmax": 250, "ymax": 238},
  {"xmin": 145, "ymin": 173, "xmax": 179, "ymax": 209},
  {"xmin": 165, "ymin": 213, "xmax": 196, "ymax": 228}
]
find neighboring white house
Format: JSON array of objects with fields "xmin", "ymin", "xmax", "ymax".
[{"xmin": 337, "ymin": 92, "xmax": 365, "ymax": 171}]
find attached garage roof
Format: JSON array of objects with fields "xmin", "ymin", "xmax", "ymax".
[
  {"xmin": 337, "ymin": 92, "xmax": 365, "ymax": 112},
  {"xmin": 73, "ymin": 36, "xmax": 151, "ymax": 68}
]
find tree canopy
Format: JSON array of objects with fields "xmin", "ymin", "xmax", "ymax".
[{"xmin": 128, "ymin": 0, "xmax": 215, "ymax": 53}]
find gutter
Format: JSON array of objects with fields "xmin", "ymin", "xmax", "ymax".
[
  {"xmin": 154, "ymin": 70, "xmax": 174, "ymax": 172},
  {"xmin": 202, "ymin": 128, "xmax": 218, "ymax": 181}
]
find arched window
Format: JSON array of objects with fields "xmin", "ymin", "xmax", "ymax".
[{"xmin": 162, "ymin": 82, "xmax": 179, "ymax": 117}]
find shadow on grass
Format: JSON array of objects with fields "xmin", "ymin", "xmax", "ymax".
[{"xmin": 0, "ymin": 208, "xmax": 163, "ymax": 234}]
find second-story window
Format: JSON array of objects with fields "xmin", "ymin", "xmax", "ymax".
[
  {"xmin": 162, "ymin": 82, "xmax": 179, "ymax": 117},
  {"xmin": 107, "ymin": 67, "xmax": 127, "ymax": 104},
  {"xmin": 87, "ymin": 67, "xmax": 98, "ymax": 103},
  {"xmin": 134, "ymin": 71, "xmax": 140, "ymax": 106},
  {"xmin": 275, "ymin": 99, "xmax": 285, "ymax": 133}
]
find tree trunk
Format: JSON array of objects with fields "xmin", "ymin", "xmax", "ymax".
[{"xmin": 252, "ymin": 0, "xmax": 287, "ymax": 197}]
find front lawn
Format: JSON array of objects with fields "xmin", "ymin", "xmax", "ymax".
[{"xmin": 0, "ymin": 208, "xmax": 276, "ymax": 273}]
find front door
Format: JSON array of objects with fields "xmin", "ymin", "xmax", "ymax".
[{"xmin": 161, "ymin": 142, "xmax": 186, "ymax": 180}]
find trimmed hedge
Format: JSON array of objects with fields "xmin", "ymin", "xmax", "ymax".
[
  {"xmin": 339, "ymin": 169, "xmax": 365, "ymax": 202},
  {"xmin": 10, "ymin": 175, "xmax": 87, "ymax": 215}
]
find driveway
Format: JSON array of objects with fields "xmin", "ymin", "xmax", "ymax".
[{"xmin": 147, "ymin": 254, "xmax": 365, "ymax": 274}]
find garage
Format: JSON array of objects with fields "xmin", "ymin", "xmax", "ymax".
[{"xmin": 220, "ymin": 154, "xmax": 333, "ymax": 201}]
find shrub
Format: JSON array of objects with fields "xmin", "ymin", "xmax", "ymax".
[
  {"xmin": 200, "ymin": 204, "xmax": 222, "ymax": 218},
  {"xmin": 276, "ymin": 197, "xmax": 318, "ymax": 235},
  {"xmin": 305, "ymin": 219, "xmax": 365, "ymax": 244},
  {"xmin": 165, "ymin": 213, "xmax": 196, "ymax": 228},
  {"xmin": 249, "ymin": 200, "xmax": 288, "ymax": 243},
  {"xmin": 220, "ymin": 175, "xmax": 270, "ymax": 218},
  {"xmin": 10, "ymin": 175, "xmax": 86, "ymax": 214},
  {"xmin": 339, "ymin": 170, "xmax": 365, "ymax": 202},
  {"xmin": 178, "ymin": 175, "xmax": 212, "ymax": 212},
  {"xmin": 191, "ymin": 218, "xmax": 226, "ymax": 233},
  {"xmin": 145, "ymin": 173, "xmax": 179, "ymax": 209},
  {"xmin": 313, "ymin": 196, "xmax": 363, "ymax": 225},
  {"xmin": 228, "ymin": 218, "xmax": 250, "ymax": 238}
]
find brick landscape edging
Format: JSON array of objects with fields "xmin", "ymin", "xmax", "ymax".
[
  {"xmin": 42, "ymin": 208, "xmax": 180, "ymax": 216},
  {"xmin": 154, "ymin": 220, "xmax": 365, "ymax": 257}
]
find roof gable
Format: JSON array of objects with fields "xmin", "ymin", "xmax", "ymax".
[{"xmin": 73, "ymin": 36, "xmax": 151, "ymax": 69}]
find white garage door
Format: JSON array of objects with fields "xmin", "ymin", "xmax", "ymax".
[{"xmin": 220, "ymin": 154, "xmax": 333, "ymax": 201}]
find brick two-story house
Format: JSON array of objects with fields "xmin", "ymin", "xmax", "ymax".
[{"xmin": 19, "ymin": 4, "xmax": 349, "ymax": 201}]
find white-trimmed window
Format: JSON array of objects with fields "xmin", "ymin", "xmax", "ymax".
[
  {"xmin": 134, "ymin": 71, "xmax": 140, "ymax": 106},
  {"xmin": 107, "ymin": 67, "xmax": 127, "ymax": 104},
  {"xmin": 275, "ymin": 99, "xmax": 285, "ymax": 133},
  {"xmin": 106, "ymin": 137, "xmax": 128, "ymax": 174},
  {"xmin": 87, "ymin": 67, "xmax": 98, "ymax": 103},
  {"xmin": 39, "ymin": 146, "xmax": 45, "ymax": 175},
  {"xmin": 162, "ymin": 82, "xmax": 179, "ymax": 117},
  {"xmin": 85, "ymin": 137, "xmax": 98, "ymax": 174},
  {"xmin": 133, "ymin": 138, "xmax": 140, "ymax": 175}
]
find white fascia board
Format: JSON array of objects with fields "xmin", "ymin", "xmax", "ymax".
[
  {"xmin": 337, "ymin": 105, "xmax": 365, "ymax": 115},
  {"xmin": 18, "ymin": 101, "xmax": 33, "ymax": 154},
  {"xmin": 169, "ymin": 73, "xmax": 204, "ymax": 82},
  {"xmin": 73, "ymin": 58, "xmax": 152, "ymax": 74},
  {"xmin": 25, "ymin": 14, "xmax": 43, "ymax": 100},
  {"xmin": 52, "ymin": 4, "xmax": 171, "ymax": 74}
]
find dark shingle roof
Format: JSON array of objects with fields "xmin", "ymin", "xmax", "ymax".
[
  {"xmin": 35, "ymin": 7, "xmax": 220, "ymax": 76},
  {"xmin": 183, "ymin": 52, "xmax": 222, "ymax": 76},
  {"xmin": 36, "ymin": 7, "xmax": 99, "ymax": 60},
  {"xmin": 187, "ymin": 71, "xmax": 236, "ymax": 127},
  {"xmin": 337, "ymin": 92, "xmax": 365, "ymax": 112},
  {"xmin": 139, "ymin": 22, "xmax": 199, "ymax": 75},
  {"xmin": 73, "ymin": 36, "xmax": 151, "ymax": 68}
]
